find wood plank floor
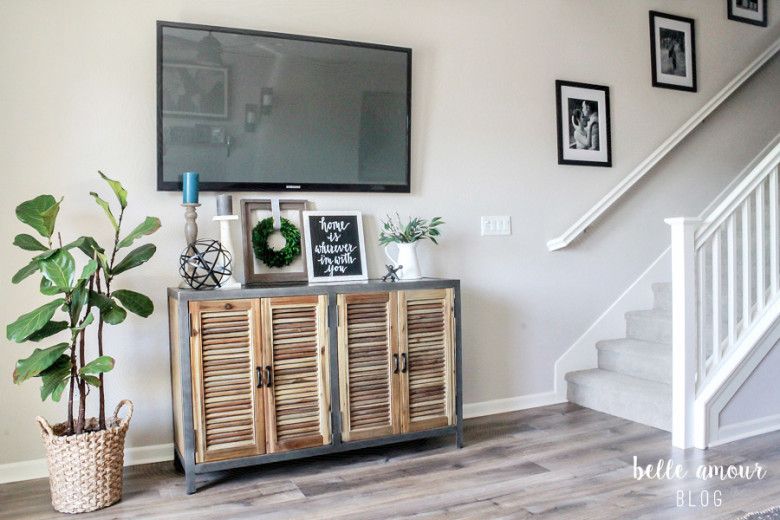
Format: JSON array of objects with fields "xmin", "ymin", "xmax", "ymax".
[{"xmin": 2, "ymin": 403, "xmax": 778, "ymax": 519}]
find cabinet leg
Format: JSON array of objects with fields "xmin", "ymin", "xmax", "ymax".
[
  {"xmin": 456, "ymin": 425, "xmax": 464, "ymax": 448},
  {"xmin": 185, "ymin": 471, "xmax": 197, "ymax": 495}
]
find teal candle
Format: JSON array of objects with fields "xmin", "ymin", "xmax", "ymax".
[{"xmin": 182, "ymin": 171, "xmax": 199, "ymax": 204}]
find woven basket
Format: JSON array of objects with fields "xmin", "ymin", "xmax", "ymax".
[{"xmin": 36, "ymin": 400, "xmax": 133, "ymax": 514}]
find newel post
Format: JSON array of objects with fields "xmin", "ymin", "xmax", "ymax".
[{"xmin": 666, "ymin": 217, "xmax": 701, "ymax": 449}]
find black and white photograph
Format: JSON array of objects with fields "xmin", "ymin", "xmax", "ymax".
[
  {"xmin": 650, "ymin": 11, "xmax": 697, "ymax": 92},
  {"xmin": 162, "ymin": 63, "xmax": 228, "ymax": 118},
  {"xmin": 728, "ymin": 0, "xmax": 768, "ymax": 27},
  {"xmin": 555, "ymin": 80, "xmax": 612, "ymax": 167}
]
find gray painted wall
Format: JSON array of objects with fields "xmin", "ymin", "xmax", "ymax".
[{"xmin": 1, "ymin": 1, "xmax": 779, "ymax": 465}]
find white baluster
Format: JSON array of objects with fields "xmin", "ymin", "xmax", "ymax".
[
  {"xmin": 727, "ymin": 214, "xmax": 737, "ymax": 350},
  {"xmin": 769, "ymin": 167, "xmax": 778, "ymax": 295},
  {"xmin": 697, "ymin": 246, "xmax": 706, "ymax": 385},
  {"xmin": 756, "ymin": 183, "xmax": 766, "ymax": 309},
  {"xmin": 742, "ymin": 199, "xmax": 752, "ymax": 330},
  {"xmin": 712, "ymin": 230, "xmax": 721, "ymax": 367},
  {"xmin": 666, "ymin": 217, "xmax": 701, "ymax": 450}
]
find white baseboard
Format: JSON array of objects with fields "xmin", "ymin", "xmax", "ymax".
[
  {"xmin": 0, "ymin": 443, "xmax": 173, "ymax": 485},
  {"xmin": 710, "ymin": 413, "xmax": 780, "ymax": 447},
  {"xmin": 463, "ymin": 391, "xmax": 565, "ymax": 418},
  {"xmin": 0, "ymin": 393, "xmax": 566, "ymax": 485}
]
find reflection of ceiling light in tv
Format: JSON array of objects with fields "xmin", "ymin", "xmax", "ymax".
[{"xmin": 197, "ymin": 33, "xmax": 223, "ymax": 65}]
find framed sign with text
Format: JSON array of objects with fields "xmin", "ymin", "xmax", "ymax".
[{"xmin": 303, "ymin": 211, "xmax": 368, "ymax": 283}]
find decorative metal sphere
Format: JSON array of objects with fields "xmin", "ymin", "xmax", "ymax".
[{"xmin": 178, "ymin": 239, "xmax": 233, "ymax": 290}]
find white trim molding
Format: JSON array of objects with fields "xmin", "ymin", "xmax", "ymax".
[
  {"xmin": 0, "ymin": 443, "xmax": 173, "ymax": 485},
  {"xmin": 464, "ymin": 392, "xmax": 565, "ymax": 419},
  {"xmin": 710, "ymin": 413, "xmax": 780, "ymax": 448},
  {"xmin": 547, "ymin": 37, "xmax": 780, "ymax": 251}
]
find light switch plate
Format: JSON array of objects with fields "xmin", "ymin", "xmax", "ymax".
[{"xmin": 481, "ymin": 216, "xmax": 511, "ymax": 236}]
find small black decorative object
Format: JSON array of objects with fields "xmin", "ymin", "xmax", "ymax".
[
  {"xmin": 252, "ymin": 217, "xmax": 302, "ymax": 268},
  {"xmin": 382, "ymin": 264, "xmax": 403, "ymax": 282},
  {"xmin": 179, "ymin": 239, "xmax": 233, "ymax": 290}
]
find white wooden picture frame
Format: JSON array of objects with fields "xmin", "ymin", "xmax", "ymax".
[{"xmin": 303, "ymin": 210, "xmax": 369, "ymax": 283}]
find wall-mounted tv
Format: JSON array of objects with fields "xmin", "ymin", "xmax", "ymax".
[{"xmin": 157, "ymin": 21, "xmax": 411, "ymax": 193}]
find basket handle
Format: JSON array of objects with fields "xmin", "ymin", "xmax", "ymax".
[
  {"xmin": 112, "ymin": 399, "xmax": 134, "ymax": 427},
  {"xmin": 35, "ymin": 416, "xmax": 54, "ymax": 437}
]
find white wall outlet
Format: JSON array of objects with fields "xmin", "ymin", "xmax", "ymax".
[{"xmin": 481, "ymin": 216, "xmax": 511, "ymax": 236}]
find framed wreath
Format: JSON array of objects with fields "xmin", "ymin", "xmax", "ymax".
[
  {"xmin": 240, "ymin": 199, "xmax": 309, "ymax": 284},
  {"xmin": 252, "ymin": 217, "xmax": 301, "ymax": 268}
]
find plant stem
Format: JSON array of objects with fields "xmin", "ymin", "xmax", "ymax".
[
  {"xmin": 67, "ymin": 335, "xmax": 77, "ymax": 435},
  {"xmin": 76, "ymin": 274, "xmax": 95, "ymax": 433},
  {"xmin": 96, "ymin": 270, "xmax": 106, "ymax": 429}
]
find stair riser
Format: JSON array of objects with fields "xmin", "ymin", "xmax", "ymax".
[
  {"xmin": 626, "ymin": 315, "xmax": 672, "ymax": 344},
  {"xmin": 598, "ymin": 349, "xmax": 672, "ymax": 384},
  {"xmin": 567, "ymin": 382, "xmax": 671, "ymax": 431},
  {"xmin": 653, "ymin": 284, "xmax": 672, "ymax": 312}
]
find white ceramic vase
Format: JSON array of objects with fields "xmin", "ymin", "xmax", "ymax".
[{"xmin": 384, "ymin": 242, "xmax": 422, "ymax": 280}]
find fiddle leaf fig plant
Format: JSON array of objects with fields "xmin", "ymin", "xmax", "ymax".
[{"xmin": 7, "ymin": 172, "xmax": 160, "ymax": 434}]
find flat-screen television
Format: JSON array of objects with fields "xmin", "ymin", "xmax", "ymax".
[{"xmin": 157, "ymin": 21, "xmax": 411, "ymax": 192}]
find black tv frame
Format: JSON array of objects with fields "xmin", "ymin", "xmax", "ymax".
[{"xmin": 156, "ymin": 21, "xmax": 412, "ymax": 193}]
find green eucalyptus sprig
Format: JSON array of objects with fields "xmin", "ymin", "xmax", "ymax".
[
  {"xmin": 378, "ymin": 213, "xmax": 444, "ymax": 245},
  {"xmin": 6, "ymin": 172, "xmax": 160, "ymax": 434}
]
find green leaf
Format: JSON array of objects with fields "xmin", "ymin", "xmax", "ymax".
[
  {"xmin": 90, "ymin": 292, "xmax": 127, "ymax": 325},
  {"xmin": 12, "ymin": 249, "xmax": 58, "ymax": 285},
  {"xmin": 80, "ymin": 259, "xmax": 98, "ymax": 281},
  {"xmin": 64, "ymin": 236, "xmax": 105, "ymax": 257},
  {"xmin": 6, "ymin": 299, "xmax": 65, "ymax": 342},
  {"xmin": 40, "ymin": 277, "xmax": 61, "ymax": 295},
  {"xmin": 70, "ymin": 281, "xmax": 89, "ymax": 324},
  {"xmin": 112, "ymin": 289, "xmax": 154, "ymax": 318},
  {"xmin": 28, "ymin": 320, "xmax": 69, "ymax": 342},
  {"xmin": 82, "ymin": 375, "xmax": 101, "ymax": 387},
  {"xmin": 39, "ymin": 355, "xmax": 70, "ymax": 402},
  {"xmin": 13, "ymin": 343, "xmax": 70, "ymax": 384},
  {"xmin": 117, "ymin": 217, "xmax": 161, "ymax": 249},
  {"xmin": 15, "ymin": 195, "xmax": 61, "ymax": 238},
  {"xmin": 12, "ymin": 259, "xmax": 41, "ymax": 284},
  {"xmin": 90, "ymin": 192, "xmax": 118, "ymax": 230},
  {"xmin": 111, "ymin": 244, "xmax": 156, "ymax": 275},
  {"xmin": 72, "ymin": 312, "xmax": 94, "ymax": 332},
  {"xmin": 13, "ymin": 233, "xmax": 48, "ymax": 251},
  {"xmin": 98, "ymin": 171, "xmax": 127, "ymax": 209},
  {"xmin": 38, "ymin": 249, "xmax": 75, "ymax": 291},
  {"xmin": 80, "ymin": 356, "xmax": 115, "ymax": 377}
]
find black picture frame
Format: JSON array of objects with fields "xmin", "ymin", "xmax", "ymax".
[
  {"xmin": 555, "ymin": 80, "xmax": 612, "ymax": 168},
  {"xmin": 156, "ymin": 20, "xmax": 412, "ymax": 194},
  {"xmin": 649, "ymin": 11, "xmax": 697, "ymax": 92},
  {"xmin": 728, "ymin": 0, "xmax": 768, "ymax": 27}
]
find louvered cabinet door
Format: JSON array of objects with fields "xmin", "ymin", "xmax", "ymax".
[
  {"xmin": 398, "ymin": 289, "xmax": 456, "ymax": 433},
  {"xmin": 338, "ymin": 292, "xmax": 400, "ymax": 441},
  {"xmin": 261, "ymin": 295, "xmax": 331, "ymax": 453},
  {"xmin": 189, "ymin": 300, "xmax": 265, "ymax": 463}
]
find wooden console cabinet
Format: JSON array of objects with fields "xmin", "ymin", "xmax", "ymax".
[{"xmin": 168, "ymin": 279, "xmax": 462, "ymax": 493}]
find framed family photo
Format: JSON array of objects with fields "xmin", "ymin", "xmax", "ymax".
[
  {"xmin": 728, "ymin": 0, "xmax": 768, "ymax": 27},
  {"xmin": 649, "ymin": 11, "xmax": 697, "ymax": 92},
  {"xmin": 555, "ymin": 80, "xmax": 612, "ymax": 167}
]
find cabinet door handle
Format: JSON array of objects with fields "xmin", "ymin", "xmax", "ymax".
[
  {"xmin": 256, "ymin": 366, "xmax": 264, "ymax": 388},
  {"xmin": 392, "ymin": 354, "xmax": 399, "ymax": 374},
  {"xmin": 265, "ymin": 365, "xmax": 273, "ymax": 387},
  {"xmin": 401, "ymin": 353, "xmax": 408, "ymax": 373}
]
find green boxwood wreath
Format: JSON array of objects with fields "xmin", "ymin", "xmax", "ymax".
[{"xmin": 251, "ymin": 217, "xmax": 302, "ymax": 268}]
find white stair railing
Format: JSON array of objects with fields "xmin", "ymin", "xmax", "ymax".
[
  {"xmin": 549, "ymin": 37, "xmax": 780, "ymax": 252},
  {"xmin": 668, "ymin": 141, "xmax": 780, "ymax": 449}
]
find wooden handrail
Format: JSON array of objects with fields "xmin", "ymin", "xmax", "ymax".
[{"xmin": 547, "ymin": 37, "xmax": 780, "ymax": 252}]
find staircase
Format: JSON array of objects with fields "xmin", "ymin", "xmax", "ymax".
[{"xmin": 566, "ymin": 283, "xmax": 673, "ymax": 431}]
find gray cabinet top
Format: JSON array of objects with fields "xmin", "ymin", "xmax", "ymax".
[{"xmin": 168, "ymin": 278, "xmax": 460, "ymax": 301}]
